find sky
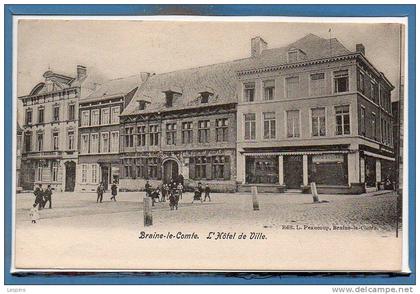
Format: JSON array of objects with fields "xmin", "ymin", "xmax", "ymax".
[{"xmin": 17, "ymin": 19, "xmax": 404, "ymax": 100}]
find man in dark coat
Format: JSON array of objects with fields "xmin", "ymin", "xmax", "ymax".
[
  {"xmin": 110, "ymin": 182, "xmax": 118, "ymax": 202},
  {"xmin": 43, "ymin": 184, "xmax": 53, "ymax": 209},
  {"xmin": 34, "ymin": 184, "xmax": 44, "ymax": 210},
  {"xmin": 96, "ymin": 182, "xmax": 104, "ymax": 203}
]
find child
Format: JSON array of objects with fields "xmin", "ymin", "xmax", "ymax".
[
  {"xmin": 177, "ymin": 182, "xmax": 183, "ymax": 199},
  {"xmin": 29, "ymin": 204, "xmax": 39, "ymax": 224},
  {"xmin": 204, "ymin": 184, "xmax": 211, "ymax": 202}
]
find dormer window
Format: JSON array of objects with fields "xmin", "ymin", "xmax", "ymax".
[
  {"xmin": 138, "ymin": 100, "xmax": 150, "ymax": 111},
  {"xmin": 288, "ymin": 50, "xmax": 298, "ymax": 63},
  {"xmin": 163, "ymin": 90, "xmax": 182, "ymax": 108},
  {"xmin": 199, "ymin": 91, "xmax": 213, "ymax": 104}
]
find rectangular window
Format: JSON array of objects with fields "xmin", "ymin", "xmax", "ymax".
[
  {"xmin": 53, "ymin": 105, "xmax": 60, "ymax": 122},
  {"xmin": 334, "ymin": 70, "xmax": 349, "ymax": 93},
  {"xmin": 25, "ymin": 109, "xmax": 33, "ymax": 125},
  {"xmin": 311, "ymin": 108, "xmax": 326, "ymax": 137},
  {"xmin": 90, "ymin": 133, "xmax": 99, "ymax": 153},
  {"xmin": 110, "ymin": 131, "xmax": 119, "ymax": 153},
  {"xmin": 198, "ymin": 120, "xmax": 210, "ymax": 143},
  {"xmin": 212, "ymin": 156, "xmax": 225, "ymax": 179},
  {"xmin": 68, "ymin": 131, "xmax": 75, "ymax": 150},
  {"xmin": 24, "ymin": 132, "xmax": 32, "ymax": 152},
  {"xmin": 137, "ymin": 126, "xmax": 146, "ymax": 146},
  {"xmin": 101, "ymin": 108, "xmax": 110, "ymax": 125},
  {"xmin": 182, "ymin": 122, "xmax": 193, "ymax": 144},
  {"xmin": 216, "ymin": 118, "xmax": 229, "ymax": 142},
  {"xmin": 371, "ymin": 112, "xmax": 377, "ymax": 140},
  {"xmin": 194, "ymin": 157, "xmax": 208, "ymax": 179},
  {"xmin": 81, "ymin": 164, "xmax": 87, "ymax": 183},
  {"xmin": 125, "ymin": 127, "xmax": 134, "ymax": 147},
  {"xmin": 91, "ymin": 164, "xmax": 98, "ymax": 184},
  {"xmin": 149, "ymin": 125, "xmax": 160, "ymax": 146},
  {"xmin": 38, "ymin": 107, "xmax": 44, "ymax": 124},
  {"xmin": 52, "ymin": 132, "xmax": 59, "ymax": 150},
  {"xmin": 263, "ymin": 80, "xmax": 275, "ymax": 100},
  {"xmin": 166, "ymin": 123, "xmax": 177, "ymax": 145},
  {"xmin": 285, "ymin": 76, "xmax": 299, "ymax": 98},
  {"xmin": 286, "ymin": 110, "xmax": 300, "ymax": 138},
  {"xmin": 263, "ymin": 112, "xmax": 276, "ymax": 139},
  {"xmin": 68, "ymin": 104, "xmax": 75, "ymax": 121},
  {"xmin": 37, "ymin": 163, "xmax": 43, "ymax": 181},
  {"xmin": 81, "ymin": 110, "xmax": 90, "ymax": 126},
  {"xmin": 91, "ymin": 109, "xmax": 100, "ymax": 126},
  {"xmin": 310, "ymin": 73, "xmax": 326, "ymax": 96},
  {"xmin": 148, "ymin": 158, "xmax": 159, "ymax": 179},
  {"xmin": 52, "ymin": 161, "xmax": 59, "ymax": 182},
  {"xmin": 358, "ymin": 70, "xmax": 365, "ymax": 94},
  {"xmin": 360, "ymin": 107, "xmax": 366, "ymax": 136},
  {"xmin": 111, "ymin": 106, "xmax": 120, "ymax": 124},
  {"xmin": 81, "ymin": 134, "xmax": 89, "ymax": 154},
  {"xmin": 37, "ymin": 133, "xmax": 43, "ymax": 151},
  {"xmin": 243, "ymin": 82, "xmax": 255, "ymax": 102},
  {"xmin": 244, "ymin": 113, "xmax": 256, "ymax": 140},
  {"xmin": 101, "ymin": 132, "xmax": 110, "ymax": 153},
  {"xmin": 335, "ymin": 105, "xmax": 350, "ymax": 135}
]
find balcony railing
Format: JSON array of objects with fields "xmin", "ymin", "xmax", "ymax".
[{"xmin": 22, "ymin": 151, "xmax": 63, "ymax": 159}]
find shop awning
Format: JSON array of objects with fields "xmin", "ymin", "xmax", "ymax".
[
  {"xmin": 243, "ymin": 150, "xmax": 351, "ymax": 156},
  {"xmin": 363, "ymin": 151, "xmax": 395, "ymax": 161}
]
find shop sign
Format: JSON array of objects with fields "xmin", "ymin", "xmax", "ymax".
[{"xmin": 312, "ymin": 154, "xmax": 344, "ymax": 163}]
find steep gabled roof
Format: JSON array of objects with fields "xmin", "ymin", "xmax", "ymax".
[
  {"xmin": 121, "ymin": 34, "xmax": 353, "ymax": 116},
  {"xmin": 81, "ymin": 73, "xmax": 150, "ymax": 103}
]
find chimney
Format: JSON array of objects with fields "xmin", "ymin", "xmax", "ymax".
[
  {"xmin": 251, "ymin": 36, "xmax": 268, "ymax": 58},
  {"xmin": 356, "ymin": 43, "xmax": 365, "ymax": 55},
  {"xmin": 77, "ymin": 65, "xmax": 87, "ymax": 80}
]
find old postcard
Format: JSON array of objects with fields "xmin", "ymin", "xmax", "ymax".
[{"xmin": 12, "ymin": 17, "xmax": 408, "ymax": 272}]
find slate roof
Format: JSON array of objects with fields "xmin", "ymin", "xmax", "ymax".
[
  {"xmin": 121, "ymin": 34, "xmax": 353, "ymax": 116},
  {"xmin": 81, "ymin": 73, "xmax": 150, "ymax": 103}
]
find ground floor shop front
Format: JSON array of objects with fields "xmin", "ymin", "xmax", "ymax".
[
  {"xmin": 119, "ymin": 149, "xmax": 237, "ymax": 193},
  {"xmin": 75, "ymin": 155, "xmax": 120, "ymax": 192},
  {"xmin": 20, "ymin": 155, "xmax": 77, "ymax": 192},
  {"xmin": 238, "ymin": 145, "xmax": 395, "ymax": 194}
]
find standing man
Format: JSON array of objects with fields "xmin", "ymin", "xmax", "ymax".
[
  {"xmin": 34, "ymin": 184, "xmax": 44, "ymax": 210},
  {"xmin": 43, "ymin": 184, "xmax": 53, "ymax": 209},
  {"xmin": 110, "ymin": 181, "xmax": 118, "ymax": 202},
  {"xmin": 96, "ymin": 182, "xmax": 104, "ymax": 203},
  {"xmin": 203, "ymin": 184, "xmax": 211, "ymax": 202},
  {"xmin": 145, "ymin": 180, "xmax": 151, "ymax": 197}
]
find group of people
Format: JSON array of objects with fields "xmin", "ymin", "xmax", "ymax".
[
  {"xmin": 145, "ymin": 178, "xmax": 183, "ymax": 210},
  {"xmin": 96, "ymin": 181, "xmax": 118, "ymax": 203},
  {"xmin": 29, "ymin": 184, "xmax": 53, "ymax": 224},
  {"xmin": 192, "ymin": 182, "xmax": 211, "ymax": 203}
]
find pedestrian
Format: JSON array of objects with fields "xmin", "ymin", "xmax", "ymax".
[
  {"xmin": 161, "ymin": 183, "xmax": 169, "ymax": 202},
  {"xmin": 177, "ymin": 182, "xmax": 183, "ymax": 199},
  {"xmin": 96, "ymin": 182, "xmax": 104, "ymax": 203},
  {"xmin": 145, "ymin": 180, "xmax": 151, "ymax": 197},
  {"xmin": 169, "ymin": 189, "xmax": 180, "ymax": 210},
  {"xmin": 29, "ymin": 204, "xmax": 39, "ymax": 224},
  {"xmin": 34, "ymin": 184, "xmax": 44, "ymax": 210},
  {"xmin": 192, "ymin": 182, "xmax": 203, "ymax": 203},
  {"xmin": 204, "ymin": 184, "xmax": 211, "ymax": 202},
  {"xmin": 43, "ymin": 184, "xmax": 53, "ymax": 209},
  {"xmin": 150, "ymin": 187, "xmax": 160, "ymax": 206},
  {"xmin": 110, "ymin": 181, "xmax": 118, "ymax": 202}
]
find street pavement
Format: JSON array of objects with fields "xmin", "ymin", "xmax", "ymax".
[
  {"xmin": 13, "ymin": 190, "xmax": 402, "ymax": 271},
  {"xmin": 15, "ymin": 190, "xmax": 399, "ymax": 231}
]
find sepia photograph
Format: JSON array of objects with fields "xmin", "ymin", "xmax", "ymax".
[{"xmin": 12, "ymin": 17, "xmax": 407, "ymax": 272}]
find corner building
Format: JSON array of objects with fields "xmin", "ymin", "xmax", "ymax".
[{"xmin": 236, "ymin": 34, "xmax": 395, "ymax": 194}]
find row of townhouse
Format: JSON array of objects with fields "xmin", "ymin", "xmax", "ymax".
[{"xmin": 18, "ymin": 34, "xmax": 396, "ymax": 194}]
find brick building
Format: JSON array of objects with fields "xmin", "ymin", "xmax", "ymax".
[
  {"xmin": 19, "ymin": 66, "xmax": 96, "ymax": 191},
  {"xmin": 236, "ymin": 34, "xmax": 395, "ymax": 194},
  {"xmin": 119, "ymin": 63, "xmax": 240, "ymax": 192},
  {"xmin": 76, "ymin": 74, "xmax": 149, "ymax": 192}
]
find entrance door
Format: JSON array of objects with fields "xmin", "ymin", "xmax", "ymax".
[
  {"xmin": 284, "ymin": 155, "xmax": 303, "ymax": 189},
  {"xmin": 101, "ymin": 165, "xmax": 109, "ymax": 190},
  {"xmin": 65, "ymin": 161, "xmax": 76, "ymax": 192},
  {"xmin": 163, "ymin": 160, "xmax": 179, "ymax": 183}
]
